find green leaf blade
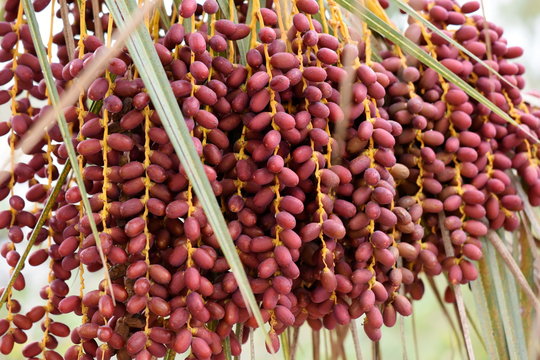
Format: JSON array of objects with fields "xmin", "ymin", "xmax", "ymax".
[
  {"xmin": 471, "ymin": 267, "xmax": 503, "ymax": 360},
  {"xmin": 497, "ymin": 247, "xmax": 528, "ymax": 360},
  {"xmin": 484, "ymin": 240, "xmax": 524, "ymax": 360}
]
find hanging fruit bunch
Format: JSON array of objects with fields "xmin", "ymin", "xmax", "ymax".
[{"xmin": 0, "ymin": 0, "xmax": 537, "ymax": 359}]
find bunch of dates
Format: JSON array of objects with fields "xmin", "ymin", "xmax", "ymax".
[{"xmin": 0, "ymin": 0, "xmax": 537, "ymax": 359}]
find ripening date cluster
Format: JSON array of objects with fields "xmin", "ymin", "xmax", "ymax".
[{"xmin": 0, "ymin": 0, "xmax": 537, "ymax": 359}]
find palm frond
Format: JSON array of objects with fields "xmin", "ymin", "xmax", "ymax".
[
  {"xmin": 483, "ymin": 240, "xmax": 528, "ymax": 360},
  {"xmin": 470, "ymin": 270, "xmax": 502, "ymax": 360},
  {"xmin": 487, "ymin": 231, "xmax": 540, "ymax": 313}
]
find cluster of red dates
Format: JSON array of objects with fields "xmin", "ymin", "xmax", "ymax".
[{"xmin": 0, "ymin": 0, "xmax": 537, "ymax": 358}]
